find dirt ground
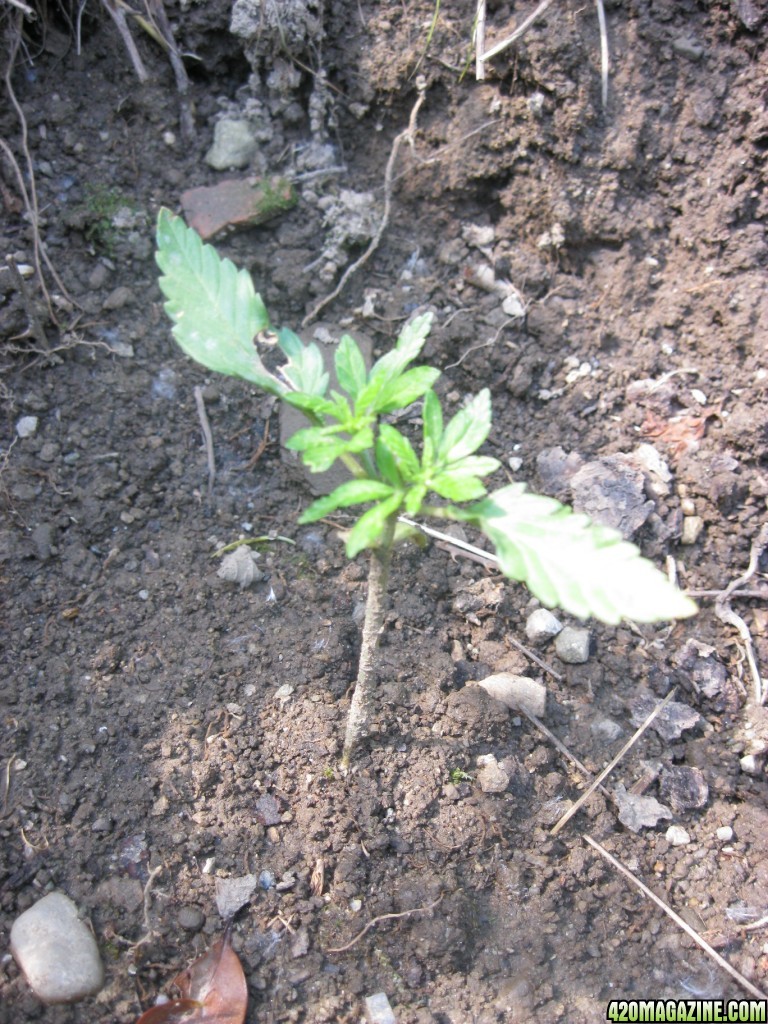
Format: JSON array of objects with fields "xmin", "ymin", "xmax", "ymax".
[{"xmin": 1, "ymin": 1, "xmax": 767, "ymax": 1021}]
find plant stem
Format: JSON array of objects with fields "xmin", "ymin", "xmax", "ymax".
[{"xmin": 340, "ymin": 513, "xmax": 397, "ymax": 771}]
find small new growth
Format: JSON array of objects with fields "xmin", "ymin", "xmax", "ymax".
[{"xmin": 155, "ymin": 209, "xmax": 696, "ymax": 769}]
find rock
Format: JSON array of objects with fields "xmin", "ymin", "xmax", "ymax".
[
  {"xmin": 665, "ymin": 825, "xmax": 691, "ymax": 846},
  {"xmin": 613, "ymin": 783, "xmax": 672, "ymax": 832},
  {"xmin": 659, "ymin": 765, "xmax": 709, "ymax": 813},
  {"xmin": 673, "ymin": 36, "xmax": 704, "ymax": 60},
  {"xmin": 215, "ymin": 875, "xmax": 258, "ymax": 919},
  {"xmin": 630, "ymin": 693, "xmax": 701, "ymax": 741},
  {"xmin": 525, "ymin": 608, "xmax": 562, "ymax": 645},
  {"xmin": 180, "ymin": 176, "xmax": 297, "ymax": 240},
  {"xmin": 472, "ymin": 673, "xmax": 546, "ymax": 717},
  {"xmin": 590, "ymin": 716, "xmax": 623, "ymax": 743},
  {"xmin": 205, "ymin": 118, "xmax": 257, "ymax": 170},
  {"xmin": 476, "ymin": 753, "xmax": 510, "ymax": 793},
  {"xmin": 716, "ymin": 826, "xmax": 734, "ymax": 842},
  {"xmin": 681, "ymin": 515, "xmax": 704, "ymax": 545},
  {"xmin": 570, "ymin": 455, "xmax": 655, "ymax": 539},
  {"xmin": 176, "ymin": 905, "xmax": 205, "ymax": 931},
  {"xmin": 16, "ymin": 415, "xmax": 38, "ymax": 438},
  {"xmin": 554, "ymin": 627, "xmax": 590, "ymax": 664},
  {"xmin": 102, "ymin": 285, "xmax": 133, "ymax": 310},
  {"xmin": 365, "ymin": 992, "xmax": 397, "ymax": 1024},
  {"xmin": 10, "ymin": 892, "xmax": 104, "ymax": 1004},
  {"xmin": 739, "ymin": 753, "xmax": 765, "ymax": 776}
]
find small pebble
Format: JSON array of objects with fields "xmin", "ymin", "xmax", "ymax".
[
  {"xmin": 554, "ymin": 626, "xmax": 591, "ymax": 664},
  {"xmin": 364, "ymin": 992, "xmax": 397, "ymax": 1024},
  {"xmin": 740, "ymin": 753, "xmax": 764, "ymax": 776},
  {"xmin": 177, "ymin": 906, "xmax": 205, "ymax": 932},
  {"xmin": 16, "ymin": 415, "xmax": 38, "ymax": 438},
  {"xmin": 681, "ymin": 516, "xmax": 704, "ymax": 545},
  {"xmin": 716, "ymin": 826, "xmax": 734, "ymax": 842},
  {"xmin": 102, "ymin": 285, "xmax": 133, "ymax": 311},
  {"xmin": 11, "ymin": 892, "xmax": 104, "ymax": 1004},
  {"xmin": 524, "ymin": 608, "xmax": 562, "ymax": 645},
  {"xmin": 473, "ymin": 673, "xmax": 546, "ymax": 717},
  {"xmin": 475, "ymin": 754, "xmax": 510, "ymax": 794},
  {"xmin": 665, "ymin": 825, "xmax": 691, "ymax": 846}
]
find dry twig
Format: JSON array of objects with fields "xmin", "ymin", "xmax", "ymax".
[
  {"xmin": 714, "ymin": 524, "xmax": 768, "ymax": 705},
  {"xmin": 550, "ymin": 688, "xmax": 677, "ymax": 836},
  {"xmin": 584, "ymin": 835, "xmax": 767, "ymax": 1000},
  {"xmin": 327, "ymin": 895, "xmax": 442, "ymax": 954},
  {"xmin": 302, "ymin": 80, "xmax": 427, "ymax": 327},
  {"xmin": 194, "ymin": 385, "xmax": 216, "ymax": 495}
]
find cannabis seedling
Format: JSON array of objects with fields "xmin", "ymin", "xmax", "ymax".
[{"xmin": 155, "ymin": 209, "xmax": 696, "ymax": 769}]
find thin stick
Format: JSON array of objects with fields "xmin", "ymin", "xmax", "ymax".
[
  {"xmin": 194, "ymin": 386, "xmax": 216, "ymax": 494},
  {"xmin": 550, "ymin": 688, "xmax": 677, "ymax": 836},
  {"xmin": 398, "ymin": 515, "xmax": 499, "ymax": 569},
  {"xmin": 595, "ymin": 0, "xmax": 609, "ymax": 109},
  {"xmin": 301, "ymin": 82, "xmax": 427, "ymax": 327},
  {"xmin": 475, "ymin": 0, "xmax": 486, "ymax": 80},
  {"xmin": 100, "ymin": 0, "xmax": 149, "ymax": 81},
  {"xmin": 715, "ymin": 524, "xmax": 768, "ymax": 705},
  {"xmin": 507, "ymin": 636, "xmax": 563, "ymax": 683},
  {"xmin": 5, "ymin": 255, "xmax": 51, "ymax": 354},
  {"xmin": 327, "ymin": 895, "xmax": 442, "ymax": 954},
  {"xmin": 522, "ymin": 711, "xmax": 606, "ymax": 789},
  {"xmin": 584, "ymin": 836, "xmax": 767, "ymax": 1000},
  {"xmin": 480, "ymin": 0, "xmax": 555, "ymax": 63}
]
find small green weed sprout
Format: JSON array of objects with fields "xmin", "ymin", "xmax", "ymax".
[
  {"xmin": 155, "ymin": 209, "xmax": 696, "ymax": 769},
  {"xmin": 448, "ymin": 768, "xmax": 473, "ymax": 784}
]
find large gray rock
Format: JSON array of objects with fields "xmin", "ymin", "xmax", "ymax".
[{"xmin": 10, "ymin": 891, "xmax": 104, "ymax": 1004}]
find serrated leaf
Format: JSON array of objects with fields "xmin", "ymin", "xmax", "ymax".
[
  {"xmin": 423, "ymin": 389, "xmax": 443, "ymax": 447},
  {"xmin": 355, "ymin": 313, "xmax": 434, "ymax": 414},
  {"xmin": 277, "ymin": 327, "xmax": 329, "ymax": 397},
  {"xmin": 155, "ymin": 209, "xmax": 285, "ymax": 395},
  {"xmin": 444, "ymin": 455, "xmax": 501, "ymax": 477},
  {"xmin": 375, "ymin": 436, "xmax": 403, "ymax": 488},
  {"xmin": 282, "ymin": 392, "xmax": 340, "ymax": 419},
  {"xmin": 469, "ymin": 484, "xmax": 698, "ymax": 624},
  {"xmin": 374, "ymin": 366, "xmax": 441, "ymax": 414},
  {"xmin": 404, "ymin": 483, "xmax": 428, "ymax": 516},
  {"xmin": 335, "ymin": 335, "xmax": 368, "ymax": 399},
  {"xmin": 346, "ymin": 493, "xmax": 403, "ymax": 558},
  {"xmin": 299, "ymin": 480, "xmax": 396, "ymax": 524},
  {"xmin": 286, "ymin": 426, "xmax": 374, "ymax": 473},
  {"xmin": 438, "ymin": 389, "xmax": 493, "ymax": 463},
  {"xmin": 378, "ymin": 424, "xmax": 420, "ymax": 480},
  {"xmin": 429, "ymin": 472, "xmax": 489, "ymax": 501}
]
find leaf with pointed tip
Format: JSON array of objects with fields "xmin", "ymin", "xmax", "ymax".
[
  {"xmin": 335, "ymin": 334, "xmax": 368, "ymax": 399},
  {"xmin": 467, "ymin": 484, "xmax": 698, "ymax": 624},
  {"xmin": 155, "ymin": 209, "xmax": 285, "ymax": 396},
  {"xmin": 346, "ymin": 493, "xmax": 403, "ymax": 557},
  {"xmin": 438, "ymin": 389, "xmax": 493, "ymax": 464},
  {"xmin": 277, "ymin": 327, "xmax": 329, "ymax": 397},
  {"xmin": 299, "ymin": 480, "xmax": 397, "ymax": 523},
  {"xmin": 373, "ymin": 366, "xmax": 441, "ymax": 415},
  {"xmin": 378, "ymin": 424, "xmax": 420, "ymax": 481}
]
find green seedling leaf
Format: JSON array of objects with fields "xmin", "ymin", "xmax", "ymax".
[
  {"xmin": 277, "ymin": 327, "xmax": 329, "ymax": 397},
  {"xmin": 155, "ymin": 209, "xmax": 285, "ymax": 396},
  {"xmin": 355, "ymin": 313, "xmax": 434, "ymax": 414},
  {"xmin": 299, "ymin": 480, "xmax": 397, "ymax": 524},
  {"xmin": 335, "ymin": 334, "xmax": 368, "ymax": 399},
  {"xmin": 373, "ymin": 365, "xmax": 441, "ymax": 414},
  {"xmin": 378, "ymin": 424, "xmax": 420, "ymax": 481},
  {"xmin": 423, "ymin": 389, "xmax": 443, "ymax": 448},
  {"xmin": 286, "ymin": 425, "xmax": 374, "ymax": 473},
  {"xmin": 428, "ymin": 471, "xmax": 489, "ymax": 502},
  {"xmin": 468, "ymin": 484, "xmax": 698, "ymax": 624},
  {"xmin": 346, "ymin": 493, "xmax": 403, "ymax": 558},
  {"xmin": 438, "ymin": 388, "xmax": 493, "ymax": 463}
]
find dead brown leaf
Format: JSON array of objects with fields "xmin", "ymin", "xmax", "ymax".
[
  {"xmin": 136, "ymin": 929, "xmax": 247, "ymax": 1024},
  {"xmin": 640, "ymin": 406, "xmax": 719, "ymax": 456}
]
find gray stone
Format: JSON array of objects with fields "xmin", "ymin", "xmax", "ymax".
[
  {"xmin": 10, "ymin": 892, "xmax": 104, "ymax": 1003},
  {"xmin": 205, "ymin": 119, "xmax": 257, "ymax": 170},
  {"xmin": 554, "ymin": 626, "xmax": 591, "ymax": 664},
  {"xmin": 524, "ymin": 608, "xmax": 562, "ymax": 645},
  {"xmin": 475, "ymin": 753, "xmax": 510, "ymax": 793},
  {"xmin": 473, "ymin": 674, "xmax": 546, "ymax": 718},
  {"xmin": 15, "ymin": 415, "xmax": 38, "ymax": 438},
  {"xmin": 365, "ymin": 992, "xmax": 397, "ymax": 1024},
  {"xmin": 177, "ymin": 905, "xmax": 205, "ymax": 932},
  {"xmin": 102, "ymin": 286, "xmax": 133, "ymax": 311}
]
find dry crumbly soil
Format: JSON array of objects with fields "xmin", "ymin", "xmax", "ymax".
[{"xmin": 1, "ymin": 1, "xmax": 767, "ymax": 1022}]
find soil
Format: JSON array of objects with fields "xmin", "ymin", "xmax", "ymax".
[{"xmin": 1, "ymin": 1, "xmax": 767, "ymax": 1022}]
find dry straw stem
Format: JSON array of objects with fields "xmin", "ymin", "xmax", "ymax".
[
  {"xmin": 584, "ymin": 835, "xmax": 768, "ymax": 1001},
  {"xmin": 713, "ymin": 522, "xmax": 768, "ymax": 705},
  {"xmin": 550, "ymin": 687, "xmax": 677, "ymax": 836},
  {"xmin": 301, "ymin": 80, "xmax": 427, "ymax": 327},
  {"xmin": 193, "ymin": 385, "xmax": 216, "ymax": 495},
  {"xmin": 476, "ymin": 0, "xmax": 609, "ymax": 109},
  {"xmin": 327, "ymin": 895, "xmax": 442, "ymax": 954}
]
